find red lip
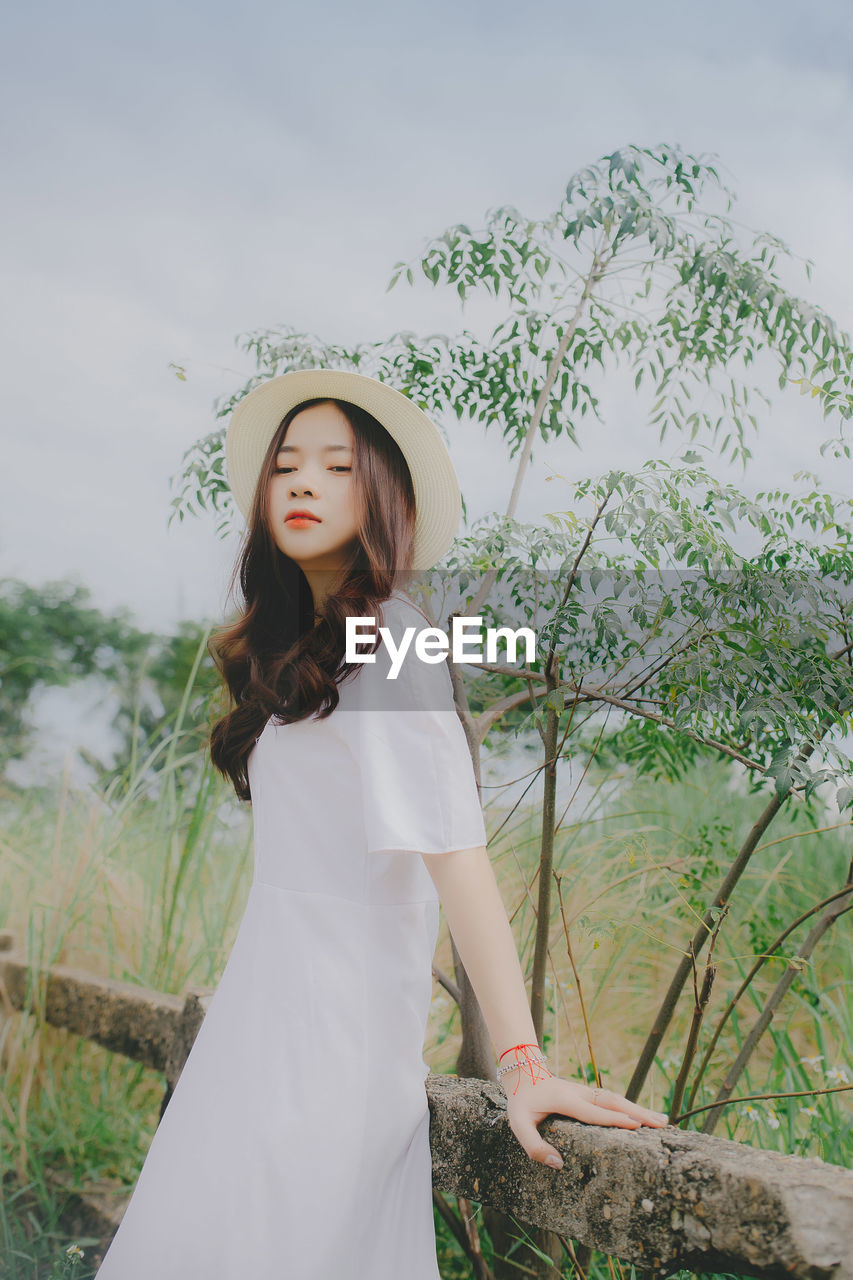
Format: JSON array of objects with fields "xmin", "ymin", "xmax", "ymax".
[{"xmin": 285, "ymin": 509, "xmax": 322, "ymax": 523}]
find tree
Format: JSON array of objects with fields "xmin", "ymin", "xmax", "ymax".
[
  {"xmin": 0, "ymin": 578, "xmax": 221, "ymax": 802},
  {"xmin": 0, "ymin": 578, "xmax": 150, "ymax": 769},
  {"xmin": 81, "ymin": 618, "xmax": 223, "ymax": 796},
  {"xmin": 171, "ymin": 143, "xmax": 853, "ymax": 1278}
]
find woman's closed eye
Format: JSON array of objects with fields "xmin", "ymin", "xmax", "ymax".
[{"xmin": 274, "ymin": 466, "xmax": 351, "ymax": 474}]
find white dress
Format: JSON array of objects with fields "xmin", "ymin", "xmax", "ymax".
[{"xmin": 94, "ymin": 592, "xmax": 488, "ymax": 1279}]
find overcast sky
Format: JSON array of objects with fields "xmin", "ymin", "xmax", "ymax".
[{"xmin": 2, "ymin": 0, "xmax": 852, "ymax": 638}]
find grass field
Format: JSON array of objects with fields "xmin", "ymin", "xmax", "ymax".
[{"xmin": 1, "ymin": 733, "xmax": 850, "ymax": 1279}]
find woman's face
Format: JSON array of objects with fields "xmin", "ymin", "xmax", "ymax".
[{"xmin": 266, "ymin": 401, "xmax": 360, "ymax": 571}]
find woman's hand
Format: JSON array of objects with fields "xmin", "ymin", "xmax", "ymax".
[{"xmin": 502, "ymin": 1070, "xmax": 669, "ymax": 1170}]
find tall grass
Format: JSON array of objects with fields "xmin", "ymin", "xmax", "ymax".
[
  {"xmin": 0, "ymin": 635, "xmax": 253, "ymax": 1279},
  {"xmin": 1, "ymin": 674, "xmax": 850, "ymax": 1277},
  {"xmin": 457, "ymin": 756, "xmax": 850, "ymax": 1153},
  {"xmin": 429, "ymin": 755, "xmax": 852, "ymax": 1278}
]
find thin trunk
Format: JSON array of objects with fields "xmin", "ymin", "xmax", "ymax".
[
  {"xmin": 625, "ymin": 786, "xmax": 787, "ymax": 1101},
  {"xmin": 502, "ymin": 251, "xmax": 609, "ymax": 526},
  {"xmin": 669, "ymin": 944, "xmax": 717, "ymax": 1124},
  {"xmin": 454, "ymin": 249, "xmax": 611, "ymax": 1280},
  {"xmin": 467, "ymin": 247, "xmax": 609, "ymax": 623},
  {"xmin": 626, "ymin": 700, "xmax": 846, "ymax": 1104},
  {"xmin": 700, "ymin": 859, "xmax": 853, "ymax": 1135},
  {"xmin": 530, "ymin": 698, "xmax": 559, "ymax": 1041},
  {"xmin": 685, "ymin": 882, "xmax": 853, "ymax": 1114}
]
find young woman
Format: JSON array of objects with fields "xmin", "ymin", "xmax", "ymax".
[{"xmin": 94, "ymin": 369, "xmax": 667, "ymax": 1280}]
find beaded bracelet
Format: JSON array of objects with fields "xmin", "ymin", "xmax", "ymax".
[
  {"xmin": 496, "ymin": 1042, "xmax": 553, "ymax": 1095},
  {"xmin": 496, "ymin": 1054, "xmax": 549, "ymax": 1082}
]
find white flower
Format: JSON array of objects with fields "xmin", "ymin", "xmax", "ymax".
[
  {"xmin": 800, "ymin": 1105, "xmax": 818, "ymax": 1117},
  {"xmin": 740, "ymin": 1103, "xmax": 779, "ymax": 1128},
  {"xmin": 799, "ymin": 1054, "xmax": 824, "ymax": 1069},
  {"xmin": 825, "ymin": 1065, "xmax": 850, "ymax": 1085}
]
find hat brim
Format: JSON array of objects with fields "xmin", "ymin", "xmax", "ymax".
[{"xmin": 225, "ymin": 369, "xmax": 461, "ymax": 573}]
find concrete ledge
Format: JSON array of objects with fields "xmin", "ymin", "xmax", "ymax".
[
  {"xmin": 0, "ymin": 934, "xmax": 215, "ymax": 1088},
  {"xmin": 3, "ymin": 931, "xmax": 852, "ymax": 1276},
  {"xmin": 427, "ymin": 1074, "xmax": 853, "ymax": 1280}
]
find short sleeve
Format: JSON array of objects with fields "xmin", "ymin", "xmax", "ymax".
[{"xmin": 347, "ymin": 601, "xmax": 488, "ymax": 858}]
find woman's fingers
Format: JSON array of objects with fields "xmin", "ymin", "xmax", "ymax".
[
  {"xmin": 509, "ymin": 1109, "xmax": 566, "ymax": 1169},
  {"xmin": 579, "ymin": 1096, "xmax": 643, "ymax": 1128},
  {"xmin": 508, "ymin": 1084, "xmax": 669, "ymax": 1169},
  {"xmin": 588, "ymin": 1087, "xmax": 668, "ymax": 1127},
  {"xmin": 505, "ymin": 1078, "xmax": 670, "ymax": 1169}
]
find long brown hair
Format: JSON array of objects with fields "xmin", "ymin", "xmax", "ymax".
[{"xmin": 208, "ymin": 396, "xmax": 417, "ymax": 801}]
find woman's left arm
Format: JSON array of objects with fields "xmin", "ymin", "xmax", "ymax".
[{"xmin": 422, "ymin": 844, "xmax": 669, "ymax": 1171}]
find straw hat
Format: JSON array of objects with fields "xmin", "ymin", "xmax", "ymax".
[{"xmin": 225, "ymin": 368, "xmax": 462, "ymax": 572}]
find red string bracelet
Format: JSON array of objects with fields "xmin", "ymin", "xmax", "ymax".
[
  {"xmin": 496, "ymin": 1043, "xmax": 553, "ymax": 1095},
  {"xmin": 498, "ymin": 1041, "xmax": 541, "ymax": 1062}
]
